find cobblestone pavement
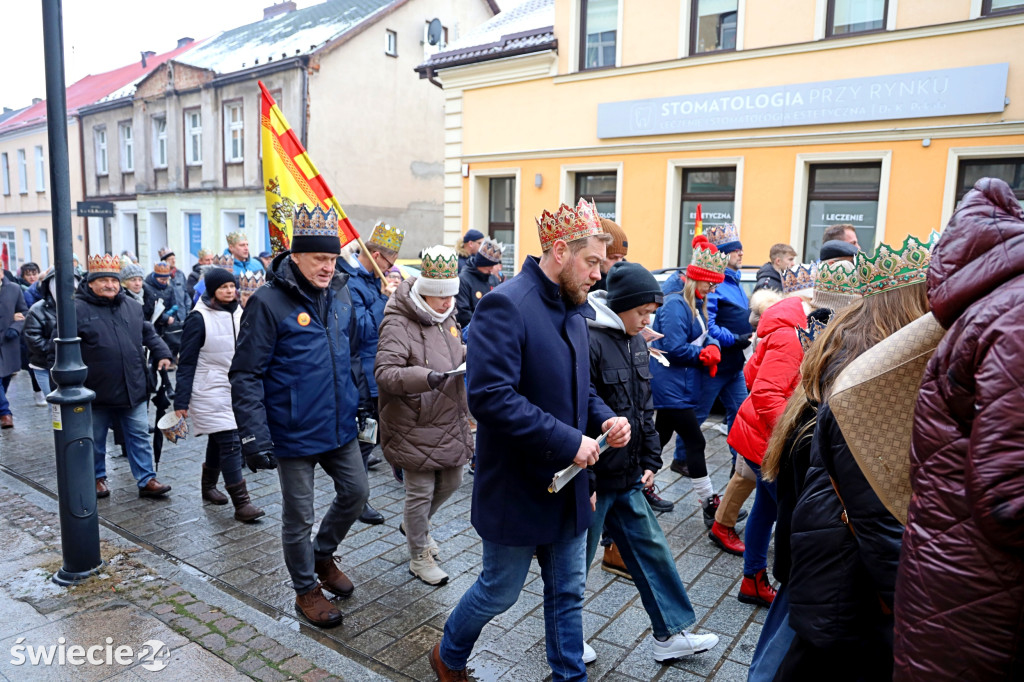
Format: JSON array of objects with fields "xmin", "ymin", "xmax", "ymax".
[{"xmin": 0, "ymin": 371, "xmax": 762, "ymax": 681}]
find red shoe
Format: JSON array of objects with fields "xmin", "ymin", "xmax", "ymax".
[
  {"xmin": 738, "ymin": 568, "xmax": 777, "ymax": 608},
  {"xmin": 708, "ymin": 521, "xmax": 745, "ymax": 556}
]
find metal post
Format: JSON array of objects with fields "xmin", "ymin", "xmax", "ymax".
[{"xmin": 42, "ymin": 0, "xmax": 102, "ymax": 586}]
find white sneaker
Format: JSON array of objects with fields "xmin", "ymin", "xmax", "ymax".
[
  {"xmin": 582, "ymin": 641, "xmax": 596, "ymax": 664},
  {"xmin": 34, "ymin": 391, "xmax": 47, "ymax": 407},
  {"xmin": 409, "ymin": 550, "xmax": 449, "ymax": 586},
  {"xmin": 651, "ymin": 631, "xmax": 720, "ymax": 662}
]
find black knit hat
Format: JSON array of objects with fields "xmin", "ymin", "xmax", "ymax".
[
  {"xmin": 605, "ymin": 262, "xmax": 663, "ymax": 313},
  {"xmin": 203, "ymin": 266, "xmax": 236, "ymax": 296}
]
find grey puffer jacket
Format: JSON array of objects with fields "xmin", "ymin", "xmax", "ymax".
[{"xmin": 375, "ymin": 277, "xmax": 473, "ymax": 472}]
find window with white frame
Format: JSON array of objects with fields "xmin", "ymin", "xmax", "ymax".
[
  {"xmin": 385, "ymin": 29, "xmax": 398, "ymax": 56},
  {"xmin": 680, "ymin": 167, "xmax": 737, "ymax": 265},
  {"xmin": 826, "ymin": 0, "xmax": 888, "ymax": 37},
  {"xmin": 1, "ymin": 153, "xmax": 9, "ymax": 195},
  {"xmin": 579, "ymin": 0, "xmax": 618, "ymax": 70},
  {"xmin": 17, "ymin": 149, "xmax": 28, "ymax": 192},
  {"xmin": 153, "ymin": 116, "xmax": 167, "ymax": 168},
  {"xmin": 690, "ymin": 0, "xmax": 738, "ymax": 55},
  {"xmin": 184, "ymin": 109, "xmax": 202, "ymax": 166},
  {"xmin": 120, "ymin": 122, "xmax": 134, "ymax": 173},
  {"xmin": 94, "ymin": 129, "xmax": 108, "ymax": 175},
  {"xmin": 33, "ymin": 145, "xmax": 45, "ymax": 191},
  {"xmin": 804, "ymin": 162, "xmax": 882, "ymax": 256},
  {"xmin": 983, "ymin": 0, "xmax": 1024, "ymax": 15},
  {"xmin": 22, "ymin": 229, "xmax": 32, "ymax": 263},
  {"xmin": 956, "ymin": 157, "xmax": 1024, "ymax": 202},
  {"xmin": 39, "ymin": 229, "xmax": 49, "ymax": 269},
  {"xmin": 224, "ymin": 102, "xmax": 244, "ymax": 163}
]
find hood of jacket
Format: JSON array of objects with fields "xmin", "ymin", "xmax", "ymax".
[
  {"xmin": 37, "ymin": 270, "xmax": 57, "ymax": 304},
  {"xmin": 384, "ymin": 276, "xmax": 455, "ymax": 327},
  {"xmin": 756, "ymin": 296, "xmax": 808, "ymax": 338},
  {"xmin": 586, "ymin": 290, "xmax": 626, "ymax": 333},
  {"xmin": 76, "ymin": 276, "xmax": 125, "ymax": 307},
  {"xmin": 269, "ymin": 250, "xmax": 349, "ymax": 301},
  {"xmin": 928, "ymin": 177, "xmax": 1024, "ymax": 329},
  {"xmin": 756, "ymin": 262, "xmax": 783, "ymax": 285}
]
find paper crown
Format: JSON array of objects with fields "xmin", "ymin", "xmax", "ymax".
[
  {"xmin": 420, "ymin": 245, "xmax": 459, "ymax": 280},
  {"xmin": 782, "ymin": 262, "xmax": 817, "ymax": 295},
  {"xmin": 238, "ymin": 270, "xmax": 266, "ymax": 294},
  {"xmin": 705, "ymin": 223, "xmax": 740, "ymax": 248},
  {"xmin": 687, "ymin": 235, "xmax": 728, "ymax": 283},
  {"xmin": 88, "ymin": 254, "xmax": 121, "ymax": 276},
  {"xmin": 536, "ymin": 198, "xmax": 602, "ymax": 252},
  {"xmin": 293, "ymin": 204, "xmax": 340, "ymax": 237},
  {"xmin": 856, "ymin": 232, "xmax": 938, "ymax": 297},
  {"xmin": 197, "ymin": 247, "xmax": 215, "ymax": 260},
  {"xmin": 213, "ymin": 254, "xmax": 233, "ymax": 269},
  {"xmin": 797, "ymin": 314, "xmax": 832, "ymax": 351},
  {"xmin": 368, "ymin": 222, "xmax": 405, "ymax": 253},
  {"xmin": 816, "ymin": 259, "xmax": 860, "ymax": 297},
  {"xmin": 158, "ymin": 246, "xmax": 174, "ymax": 259},
  {"xmin": 226, "ymin": 231, "xmax": 248, "ymax": 246},
  {"xmin": 476, "ymin": 238, "xmax": 505, "ymax": 266},
  {"xmin": 153, "ymin": 262, "xmax": 171, "ymax": 276}
]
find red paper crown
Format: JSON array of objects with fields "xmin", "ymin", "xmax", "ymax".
[
  {"xmin": 88, "ymin": 254, "xmax": 121, "ymax": 276},
  {"xmin": 153, "ymin": 262, "xmax": 171, "ymax": 276},
  {"xmin": 535, "ymin": 198, "xmax": 602, "ymax": 252}
]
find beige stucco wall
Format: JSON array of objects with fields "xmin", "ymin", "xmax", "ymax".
[{"xmin": 308, "ymin": 0, "xmax": 496, "ymax": 256}]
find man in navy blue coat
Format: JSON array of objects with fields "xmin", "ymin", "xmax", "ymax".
[
  {"xmin": 430, "ymin": 200, "xmax": 631, "ymax": 682},
  {"xmin": 230, "ymin": 206, "xmax": 371, "ymax": 630}
]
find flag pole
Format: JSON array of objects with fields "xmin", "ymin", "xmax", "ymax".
[{"xmin": 326, "ymin": 196, "xmax": 386, "ymax": 290}]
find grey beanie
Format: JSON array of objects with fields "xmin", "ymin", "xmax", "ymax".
[{"xmin": 120, "ymin": 263, "xmax": 144, "ymax": 282}]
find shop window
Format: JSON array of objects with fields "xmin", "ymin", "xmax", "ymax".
[
  {"xmin": 575, "ymin": 172, "xmax": 617, "ymax": 221},
  {"xmin": 804, "ymin": 162, "xmax": 881, "ymax": 257},
  {"xmin": 956, "ymin": 157, "xmax": 1024, "ymax": 203},
  {"xmin": 983, "ymin": 0, "xmax": 1024, "ymax": 16},
  {"xmin": 690, "ymin": 0, "xmax": 737, "ymax": 55},
  {"xmin": 826, "ymin": 0, "xmax": 888, "ymax": 37},
  {"xmin": 184, "ymin": 109, "xmax": 202, "ymax": 166},
  {"xmin": 579, "ymin": 0, "xmax": 617, "ymax": 71},
  {"xmin": 488, "ymin": 177, "xmax": 516, "ymax": 274},
  {"xmin": 679, "ymin": 167, "xmax": 736, "ymax": 266}
]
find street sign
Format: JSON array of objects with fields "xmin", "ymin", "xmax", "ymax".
[{"xmin": 77, "ymin": 201, "xmax": 115, "ymax": 218}]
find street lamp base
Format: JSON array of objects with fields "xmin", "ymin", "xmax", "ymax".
[{"xmin": 52, "ymin": 561, "xmax": 105, "ymax": 587}]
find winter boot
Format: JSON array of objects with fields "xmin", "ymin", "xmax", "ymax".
[
  {"xmin": 410, "ymin": 549, "xmax": 449, "ymax": 586},
  {"xmin": 314, "ymin": 555, "xmax": 355, "ymax": 598},
  {"xmin": 224, "ymin": 480, "xmax": 265, "ymax": 523},
  {"xmin": 601, "ymin": 541, "xmax": 632, "ymax": 581},
  {"xmin": 738, "ymin": 568, "xmax": 777, "ymax": 608},
  {"xmin": 708, "ymin": 521, "xmax": 745, "ymax": 556},
  {"xmin": 201, "ymin": 464, "xmax": 229, "ymax": 505},
  {"xmin": 294, "ymin": 584, "xmax": 342, "ymax": 628},
  {"xmin": 701, "ymin": 494, "xmax": 722, "ymax": 528}
]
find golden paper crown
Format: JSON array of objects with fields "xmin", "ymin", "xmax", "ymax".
[
  {"xmin": 419, "ymin": 246, "xmax": 459, "ymax": 280},
  {"xmin": 535, "ymin": 199, "xmax": 602, "ymax": 252},
  {"xmin": 153, "ymin": 262, "xmax": 171, "ymax": 276},
  {"xmin": 197, "ymin": 247, "xmax": 215, "ymax": 259},
  {"xmin": 226, "ymin": 231, "xmax": 248, "ymax": 246},
  {"xmin": 293, "ymin": 204, "xmax": 340, "ymax": 237},
  {"xmin": 368, "ymin": 222, "xmax": 405, "ymax": 253},
  {"xmin": 856, "ymin": 232, "xmax": 938, "ymax": 297},
  {"xmin": 815, "ymin": 259, "xmax": 860, "ymax": 296},
  {"xmin": 87, "ymin": 254, "xmax": 121, "ymax": 276},
  {"xmin": 238, "ymin": 270, "xmax": 266, "ymax": 294},
  {"xmin": 705, "ymin": 223, "xmax": 741, "ymax": 248},
  {"xmin": 214, "ymin": 254, "xmax": 233, "ymax": 269},
  {"xmin": 475, "ymin": 238, "xmax": 505, "ymax": 265},
  {"xmin": 782, "ymin": 262, "xmax": 817, "ymax": 295}
]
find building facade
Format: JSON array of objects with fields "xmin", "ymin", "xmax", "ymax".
[
  {"xmin": 79, "ymin": 0, "xmax": 498, "ymax": 268},
  {"xmin": 418, "ymin": 0, "xmax": 1024, "ymax": 271}
]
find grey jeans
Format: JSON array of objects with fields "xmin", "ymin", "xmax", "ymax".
[
  {"xmin": 276, "ymin": 439, "xmax": 368, "ymax": 594},
  {"xmin": 402, "ymin": 467, "xmax": 463, "ymax": 554}
]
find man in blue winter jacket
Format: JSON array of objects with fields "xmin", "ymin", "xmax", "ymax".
[
  {"xmin": 429, "ymin": 199, "xmax": 631, "ymax": 682},
  {"xmin": 229, "ymin": 205, "xmax": 371, "ymax": 629}
]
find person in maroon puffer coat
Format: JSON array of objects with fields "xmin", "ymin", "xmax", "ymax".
[{"xmin": 894, "ymin": 177, "xmax": 1024, "ymax": 682}]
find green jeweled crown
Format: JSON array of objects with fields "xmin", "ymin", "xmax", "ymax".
[
  {"xmin": 815, "ymin": 259, "xmax": 860, "ymax": 295},
  {"xmin": 419, "ymin": 246, "xmax": 459, "ymax": 280},
  {"xmin": 690, "ymin": 242, "xmax": 728, "ymax": 275},
  {"xmin": 369, "ymin": 221, "xmax": 405, "ymax": 253},
  {"xmin": 856, "ymin": 232, "xmax": 938, "ymax": 297}
]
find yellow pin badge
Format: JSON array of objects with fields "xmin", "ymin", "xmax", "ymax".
[{"xmin": 297, "ymin": 312, "xmax": 311, "ymax": 327}]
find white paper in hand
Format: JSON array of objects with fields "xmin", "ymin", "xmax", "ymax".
[
  {"xmin": 548, "ymin": 431, "xmax": 612, "ymax": 493},
  {"xmin": 445, "ymin": 362, "xmax": 467, "ymax": 376}
]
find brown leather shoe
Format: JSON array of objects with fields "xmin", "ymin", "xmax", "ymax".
[
  {"xmin": 314, "ymin": 555, "xmax": 354, "ymax": 598},
  {"xmin": 294, "ymin": 584, "xmax": 343, "ymax": 628},
  {"xmin": 429, "ymin": 642, "xmax": 468, "ymax": 681},
  {"xmin": 95, "ymin": 478, "xmax": 110, "ymax": 499},
  {"xmin": 138, "ymin": 478, "xmax": 171, "ymax": 498},
  {"xmin": 0, "ymin": 414, "xmax": 13, "ymax": 429}
]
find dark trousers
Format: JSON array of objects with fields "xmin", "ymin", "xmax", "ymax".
[
  {"xmin": 774, "ymin": 631, "xmax": 893, "ymax": 682},
  {"xmin": 655, "ymin": 408, "xmax": 708, "ymax": 478},
  {"xmin": 205, "ymin": 430, "xmax": 244, "ymax": 486}
]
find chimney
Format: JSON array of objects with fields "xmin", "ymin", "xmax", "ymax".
[
  {"xmin": 177, "ymin": 37, "xmax": 194, "ymax": 49},
  {"xmin": 263, "ymin": 1, "xmax": 296, "ymax": 20},
  {"xmin": 32, "ymin": 98, "xmax": 42, "ymax": 105},
  {"xmin": 140, "ymin": 50, "xmax": 156, "ymax": 68},
  {"xmin": 3, "ymin": 107, "xmax": 12, "ymax": 114}
]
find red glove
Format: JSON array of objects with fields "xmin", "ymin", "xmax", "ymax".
[{"xmin": 699, "ymin": 346, "xmax": 721, "ymax": 377}]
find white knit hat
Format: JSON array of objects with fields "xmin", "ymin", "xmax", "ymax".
[{"xmin": 412, "ymin": 245, "xmax": 460, "ymax": 298}]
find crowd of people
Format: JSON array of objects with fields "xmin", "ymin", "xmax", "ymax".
[{"xmin": 0, "ymin": 176, "xmax": 1021, "ymax": 681}]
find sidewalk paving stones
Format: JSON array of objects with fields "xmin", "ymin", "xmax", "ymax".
[{"xmin": 0, "ymin": 371, "xmax": 764, "ymax": 679}]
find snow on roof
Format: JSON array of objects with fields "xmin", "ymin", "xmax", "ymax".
[
  {"xmin": 176, "ymin": 0, "xmax": 394, "ymax": 75},
  {"xmin": 418, "ymin": 0, "xmax": 554, "ymax": 72}
]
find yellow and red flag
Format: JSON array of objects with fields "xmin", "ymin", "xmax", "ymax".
[
  {"xmin": 695, "ymin": 203, "xmax": 703, "ymax": 237},
  {"xmin": 259, "ymin": 81, "xmax": 358, "ymax": 253}
]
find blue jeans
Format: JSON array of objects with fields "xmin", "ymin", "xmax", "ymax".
[
  {"xmin": 0, "ymin": 375, "xmax": 11, "ymax": 416},
  {"xmin": 748, "ymin": 583, "xmax": 795, "ymax": 682},
  {"xmin": 93, "ymin": 403, "xmax": 157, "ymax": 487},
  {"xmin": 32, "ymin": 368, "xmax": 51, "ymax": 394},
  {"xmin": 742, "ymin": 459, "xmax": 778, "ymax": 576},
  {"xmin": 674, "ymin": 369, "xmax": 748, "ymax": 463},
  {"xmin": 586, "ymin": 483, "xmax": 697, "ymax": 638},
  {"xmin": 440, "ymin": 533, "xmax": 587, "ymax": 682}
]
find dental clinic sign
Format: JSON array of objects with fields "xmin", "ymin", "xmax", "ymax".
[{"xmin": 597, "ymin": 63, "xmax": 1008, "ymax": 138}]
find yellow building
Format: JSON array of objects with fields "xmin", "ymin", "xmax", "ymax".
[{"xmin": 417, "ymin": 0, "xmax": 1024, "ymax": 271}]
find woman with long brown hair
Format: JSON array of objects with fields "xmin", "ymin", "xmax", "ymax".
[{"xmin": 771, "ymin": 235, "xmax": 934, "ymax": 681}]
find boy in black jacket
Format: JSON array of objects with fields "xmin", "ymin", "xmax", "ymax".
[{"xmin": 585, "ymin": 262, "xmax": 720, "ymax": 664}]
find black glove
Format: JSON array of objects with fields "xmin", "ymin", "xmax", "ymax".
[
  {"xmin": 3, "ymin": 327, "xmax": 18, "ymax": 340},
  {"xmin": 245, "ymin": 450, "xmax": 278, "ymax": 473},
  {"xmin": 357, "ymin": 406, "xmax": 372, "ymax": 432},
  {"xmin": 734, "ymin": 333, "xmax": 752, "ymax": 350},
  {"xmin": 427, "ymin": 370, "xmax": 445, "ymax": 390}
]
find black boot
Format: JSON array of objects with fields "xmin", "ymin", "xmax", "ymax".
[
  {"xmin": 359, "ymin": 502, "xmax": 384, "ymax": 525},
  {"xmin": 201, "ymin": 464, "xmax": 229, "ymax": 505},
  {"xmin": 225, "ymin": 480, "xmax": 265, "ymax": 523}
]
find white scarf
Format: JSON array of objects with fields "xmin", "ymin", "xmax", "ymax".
[{"xmin": 409, "ymin": 287, "xmax": 451, "ymax": 325}]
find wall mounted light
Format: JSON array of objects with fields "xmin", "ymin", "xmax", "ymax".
[
  {"xmin": 921, "ymin": 138, "xmax": 931, "ymax": 148},
  {"xmin": 534, "ymin": 173, "xmax": 543, "ymax": 189}
]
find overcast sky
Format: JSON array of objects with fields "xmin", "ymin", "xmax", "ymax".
[{"xmin": 2, "ymin": 1, "xmax": 315, "ymax": 111}]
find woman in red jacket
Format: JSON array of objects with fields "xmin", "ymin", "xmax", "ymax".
[{"xmin": 895, "ymin": 178, "xmax": 1024, "ymax": 682}]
